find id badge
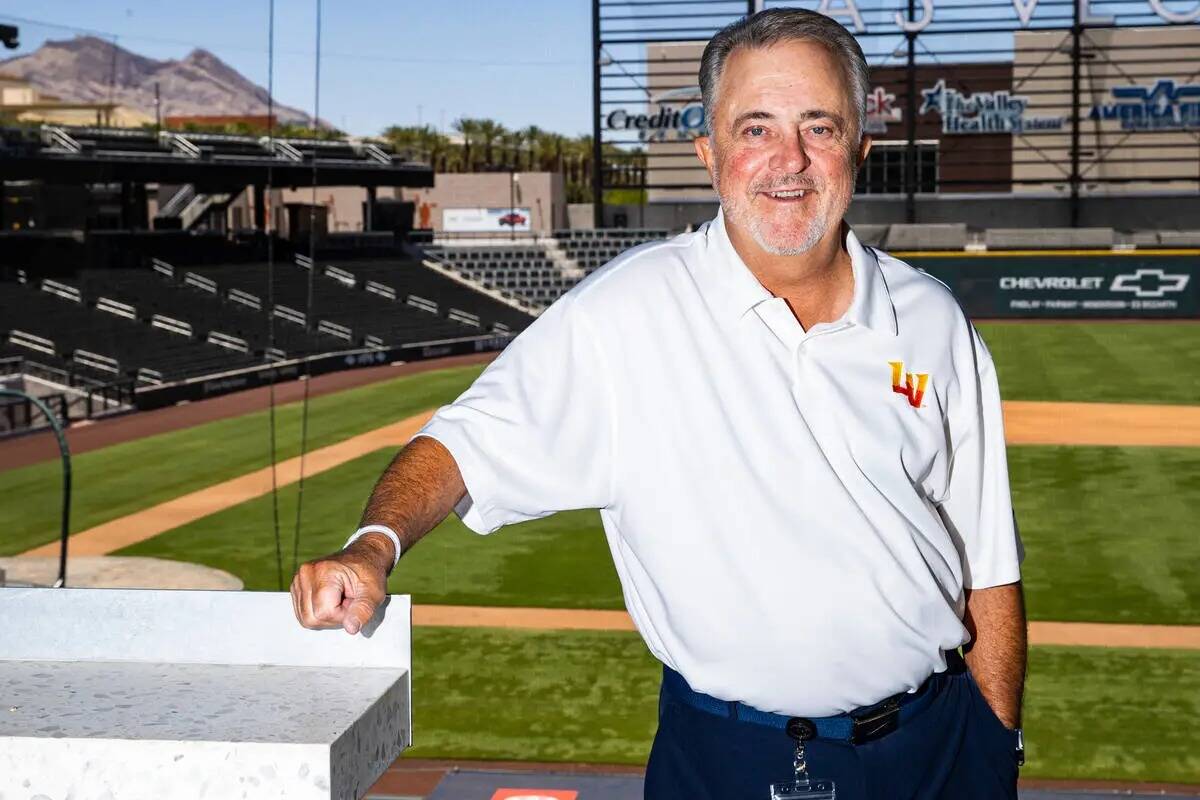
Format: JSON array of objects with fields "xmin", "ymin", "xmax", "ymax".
[
  {"xmin": 770, "ymin": 719, "xmax": 836, "ymax": 799},
  {"xmin": 769, "ymin": 778, "xmax": 836, "ymax": 799}
]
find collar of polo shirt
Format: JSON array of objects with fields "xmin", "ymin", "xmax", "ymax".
[{"xmin": 706, "ymin": 208, "xmax": 899, "ymax": 337}]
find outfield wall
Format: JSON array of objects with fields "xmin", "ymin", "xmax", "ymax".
[
  {"xmin": 133, "ymin": 333, "xmax": 511, "ymax": 411},
  {"xmin": 907, "ymin": 253, "xmax": 1198, "ymax": 319}
]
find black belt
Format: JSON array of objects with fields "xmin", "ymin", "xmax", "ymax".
[{"xmin": 662, "ymin": 652, "xmax": 962, "ymax": 744}]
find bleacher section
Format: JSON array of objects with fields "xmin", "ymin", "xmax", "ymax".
[
  {"xmin": 76, "ymin": 265, "xmax": 341, "ymax": 358},
  {"xmin": 425, "ymin": 229, "xmax": 670, "ymax": 309},
  {"xmin": 190, "ymin": 257, "xmax": 527, "ymax": 346},
  {"xmin": 1, "ymin": 250, "xmax": 533, "ymax": 386},
  {"xmin": 423, "ymin": 244, "xmax": 580, "ymax": 308},
  {"xmin": 554, "ymin": 229, "xmax": 669, "ymax": 274},
  {"xmin": 0, "ymin": 277, "xmax": 258, "ymax": 384}
]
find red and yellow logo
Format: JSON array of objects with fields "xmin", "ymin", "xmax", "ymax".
[{"xmin": 889, "ymin": 361, "xmax": 929, "ymax": 408}]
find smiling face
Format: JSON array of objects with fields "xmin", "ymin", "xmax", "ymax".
[{"xmin": 696, "ymin": 40, "xmax": 871, "ymax": 257}]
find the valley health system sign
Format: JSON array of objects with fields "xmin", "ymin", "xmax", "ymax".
[{"xmin": 919, "ymin": 80, "xmax": 1064, "ymax": 134}]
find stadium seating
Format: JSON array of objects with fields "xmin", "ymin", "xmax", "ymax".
[
  {"xmin": 190, "ymin": 258, "xmax": 526, "ymax": 345},
  {"xmin": 75, "ymin": 266, "xmax": 342, "ymax": 357},
  {"xmin": 553, "ymin": 229, "xmax": 669, "ymax": 274},
  {"xmin": 0, "ymin": 277, "xmax": 259, "ymax": 384},
  {"xmin": 425, "ymin": 230, "xmax": 669, "ymax": 309}
]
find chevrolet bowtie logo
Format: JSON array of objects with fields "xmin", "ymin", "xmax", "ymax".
[
  {"xmin": 1110, "ymin": 268, "xmax": 1190, "ymax": 299},
  {"xmin": 889, "ymin": 361, "xmax": 929, "ymax": 409}
]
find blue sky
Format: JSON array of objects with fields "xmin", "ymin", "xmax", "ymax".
[
  {"xmin": 2, "ymin": 1, "xmax": 1185, "ymax": 137},
  {"xmin": 1, "ymin": 0, "xmax": 595, "ymax": 137}
]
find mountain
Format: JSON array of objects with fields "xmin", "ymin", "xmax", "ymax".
[{"xmin": 0, "ymin": 35, "xmax": 312, "ymax": 125}]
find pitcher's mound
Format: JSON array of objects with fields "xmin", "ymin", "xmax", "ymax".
[{"xmin": 0, "ymin": 556, "xmax": 243, "ymax": 590}]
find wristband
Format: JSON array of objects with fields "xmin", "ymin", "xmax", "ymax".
[{"xmin": 345, "ymin": 525, "xmax": 402, "ymax": 570}]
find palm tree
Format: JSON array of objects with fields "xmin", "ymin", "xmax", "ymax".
[
  {"xmin": 519, "ymin": 125, "xmax": 545, "ymax": 171},
  {"xmin": 453, "ymin": 117, "xmax": 481, "ymax": 171},
  {"xmin": 475, "ymin": 118, "xmax": 507, "ymax": 170}
]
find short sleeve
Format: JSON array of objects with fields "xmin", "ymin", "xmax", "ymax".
[
  {"xmin": 936, "ymin": 325, "xmax": 1024, "ymax": 590},
  {"xmin": 410, "ymin": 293, "xmax": 616, "ymax": 534}
]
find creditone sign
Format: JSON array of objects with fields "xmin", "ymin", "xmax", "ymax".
[
  {"xmin": 1089, "ymin": 80, "xmax": 1200, "ymax": 131},
  {"xmin": 443, "ymin": 207, "xmax": 532, "ymax": 233},
  {"xmin": 916, "ymin": 257, "xmax": 1198, "ymax": 318},
  {"xmin": 919, "ymin": 79, "xmax": 1065, "ymax": 135}
]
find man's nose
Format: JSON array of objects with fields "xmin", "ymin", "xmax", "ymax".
[{"xmin": 768, "ymin": 131, "xmax": 810, "ymax": 174}]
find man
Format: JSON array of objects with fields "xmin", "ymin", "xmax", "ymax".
[{"xmin": 292, "ymin": 9, "xmax": 1026, "ymax": 799}]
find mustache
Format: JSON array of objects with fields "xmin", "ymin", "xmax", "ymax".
[{"xmin": 753, "ymin": 178, "xmax": 821, "ymax": 193}]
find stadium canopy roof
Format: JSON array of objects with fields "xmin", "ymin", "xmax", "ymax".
[{"xmin": 0, "ymin": 125, "xmax": 433, "ymax": 189}]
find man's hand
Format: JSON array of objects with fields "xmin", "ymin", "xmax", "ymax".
[
  {"xmin": 290, "ymin": 533, "xmax": 395, "ymax": 635},
  {"xmin": 289, "ymin": 435, "xmax": 467, "ymax": 634}
]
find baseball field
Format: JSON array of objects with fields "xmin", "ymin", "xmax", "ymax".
[{"xmin": 1, "ymin": 321, "xmax": 1198, "ymax": 784}]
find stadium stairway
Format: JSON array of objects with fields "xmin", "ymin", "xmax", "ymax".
[{"xmin": 424, "ymin": 229, "xmax": 669, "ymax": 309}]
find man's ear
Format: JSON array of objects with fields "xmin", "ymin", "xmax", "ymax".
[
  {"xmin": 694, "ymin": 134, "xmax": 715, "ymax": 178},
  {"xmin": 855, "ymin": 134, "xmax": 873, "ymax": 170}
]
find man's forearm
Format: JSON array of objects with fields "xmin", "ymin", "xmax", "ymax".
[
  {"xmin": 962, "ymin": 581, "xmax": 1027, "ymax": 729},
  {"xmin": 351, "ymin": 435, "xmax": 466, "ymax": 568}
]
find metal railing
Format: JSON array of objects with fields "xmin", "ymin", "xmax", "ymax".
[{"xmin": 592, "ymin": 0, "xmax": 1200, "ymax": 227}]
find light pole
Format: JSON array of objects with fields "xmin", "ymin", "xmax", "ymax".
[{"xmin": 510, "ymin": 169, "xmax": 520, "ymax": 242}]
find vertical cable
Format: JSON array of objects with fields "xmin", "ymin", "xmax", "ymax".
[
  {"xmin": 291, "ymin": 0, "xmax": 321, "ymax": 575},
  {"xmin": 265, "ymin": 0, "xmax": 285, "ymax": 591}
]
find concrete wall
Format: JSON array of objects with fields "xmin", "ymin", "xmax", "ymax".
[
  {"xmin": 276, "ymin": 186, "xmax": 372, "ymax": 233},
  {"xmin": 400, "ymin": 172, "xmax": 566, "ymax": 233}
]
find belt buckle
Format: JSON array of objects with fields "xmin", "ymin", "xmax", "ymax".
[{"xmin": 850, "ymin": 698, "xmax": 900, "ymax": 744}]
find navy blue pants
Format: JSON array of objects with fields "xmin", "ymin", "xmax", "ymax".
[{"xmin": 644, "ymin": 660, "xmax": 1019, "ymax": 800}]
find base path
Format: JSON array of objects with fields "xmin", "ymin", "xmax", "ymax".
[
  {"xmin": 20, "ymin": 410, "xmax": 434, "ymax": 558},
  {"xmin": 1003, "ymin": 401, "xmax": 1200, "ymax": 447},
  {"xmin": 411, "ymin": 605, "xmax": 1200, "ymax": 650}
]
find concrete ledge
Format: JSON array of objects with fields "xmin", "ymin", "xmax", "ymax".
[
  {"xmin": 884, "ymin": 223, "xmax": 968, "ymax": 251},
  {"xmin": 851, "ymin": 223, "xmax": 889, "ymax": 247},
  {"xmin": 1156, "ymin": 230, "xmax": 1200, "ymax": 248},
  {"xmin": 0, "ymin": 588, "xmax": 412, "ymax": 799},
  {"xmin": 985, "ymin": 227, "xmax": 1115, "ymax": 249}
]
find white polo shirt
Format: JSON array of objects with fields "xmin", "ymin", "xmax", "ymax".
[{"xmin": 413, "ymin": 209, "xmax": 1023, "ymax": 717}]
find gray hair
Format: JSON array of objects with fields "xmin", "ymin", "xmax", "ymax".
[{"xmin": 699, "ymin": 8, "xmax": 870, "ymax": 140}]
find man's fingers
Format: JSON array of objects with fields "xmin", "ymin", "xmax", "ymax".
[
  {"xmin": 342, "ymin": 597, "xmax": 378, "ymax": 635},
  {"xmin": 312, "ymin": 571, "xmax": 350, "ymax": 627}
]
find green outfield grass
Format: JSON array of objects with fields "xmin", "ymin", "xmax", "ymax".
[
  {"xmin": 122, "ymin": 442, "xmax": 1199, "ymax": 625},
  {"xmin": 976, "ymin": 321, "xmax": 1200, "ymax": 405},
  {"xmin": 1012, "ymin": 445, "xmax": 1200, "ymax": 625},
  {"xmin": 407, "ymin": 628, "xmax": 1200, "ymax": 783},
  {"xmin": 0, "ymin": 365, "xmax": 486, "ymax": 556}
]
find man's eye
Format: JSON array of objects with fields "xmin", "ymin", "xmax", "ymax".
[
  {"xmin": 810, "ymin": 126, "xmax": 830, "ymax": 137},
  {"xmin": 746, "ymin": 125, "xmax": 766, "ymax": 137}
]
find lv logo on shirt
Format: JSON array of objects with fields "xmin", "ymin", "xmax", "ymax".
[{"xmin": 889, "ymin": 361, "xmax": 930, "ymax": 408}]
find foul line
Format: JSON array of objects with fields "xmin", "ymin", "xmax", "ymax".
[{"xmin": 412, "ymin": 605, "xmax": 1200, "ymax": 650}]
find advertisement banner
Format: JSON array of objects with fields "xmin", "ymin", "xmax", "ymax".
[
  {"xmin": 912, "ymin": 255, "xmax": 1198, "ymax": 319},
  {"xmin": 133, "ymin": 334, "xmax": 512, "ymax": 411},
  {"xmin": 443, "ymin": 207, "xmax": 532, "ymax": 233}
]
